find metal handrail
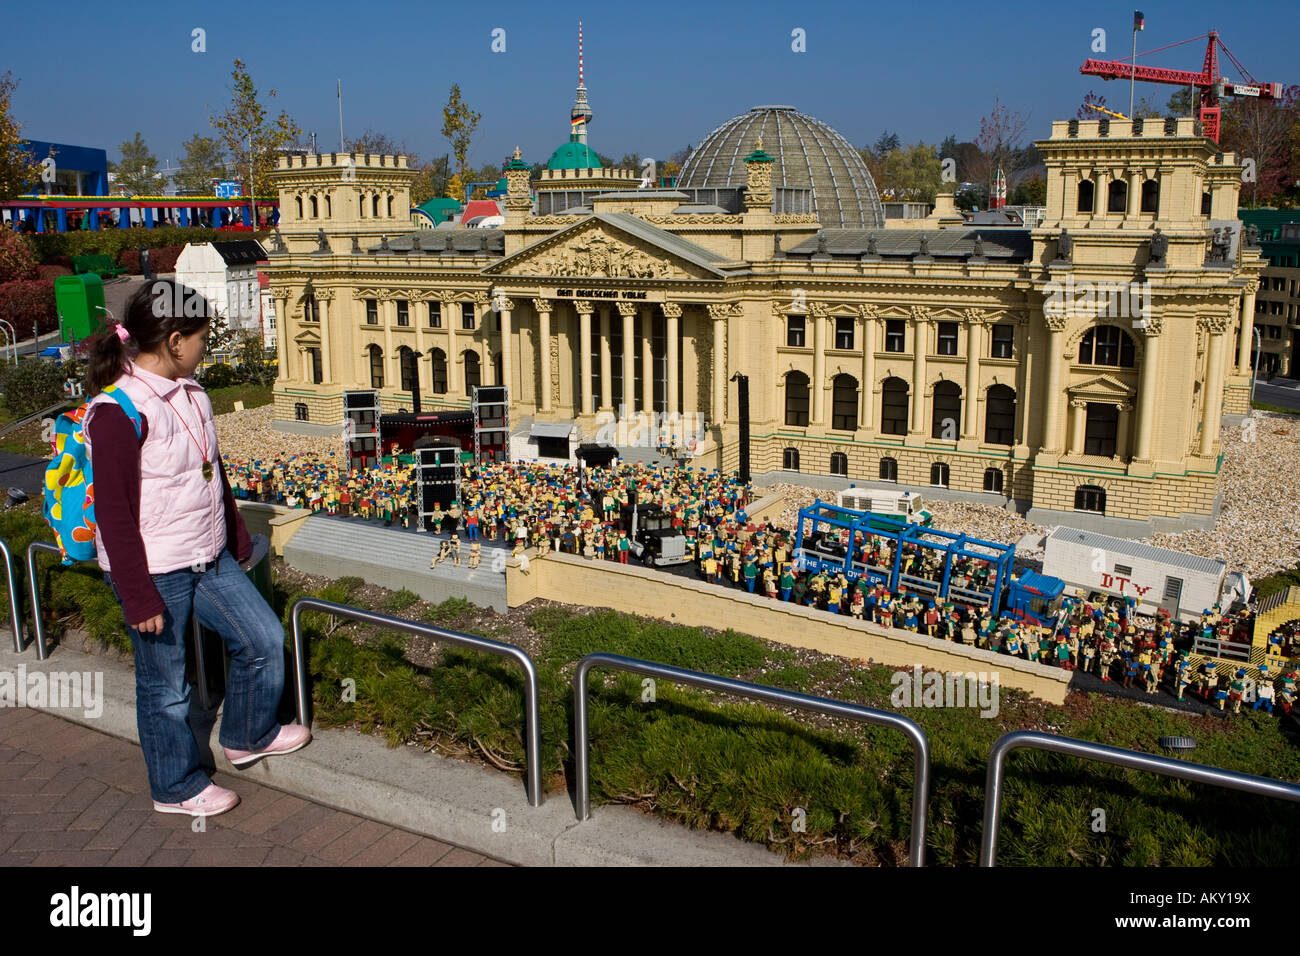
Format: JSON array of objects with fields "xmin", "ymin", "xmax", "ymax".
[
  {"xmin": 572, "ymin": 652, "xmax": 932, "ymax": 866},
  {"xmin": 0, "ymin": 539, "xmax": 23, "ymax": 652},
  {"xmin": 26, "ymin": 541, "xmax": 66, "ymax": 660},
  {"xmin": 979, "ymin": 730, "xmax": 1300, "ymax": 866},
  {"xmin": 288, "ymin": 597, "xmax": 543, "ymax": 807}
]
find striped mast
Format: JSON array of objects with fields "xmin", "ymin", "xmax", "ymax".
[{"xmin": 570, "ymin": 20, "xmax": 593, "ymax": 144}]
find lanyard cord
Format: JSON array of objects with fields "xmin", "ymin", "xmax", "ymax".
[{"xmin": 134, "ymin": 376, "xmax": 211, "ymax": 470}]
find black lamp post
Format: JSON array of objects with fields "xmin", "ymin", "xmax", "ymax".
[
  {"xmin": 730, "ymin": 372, "xmax": 750, "ymax": 485},
  {"xmin": 395, "ymin": 348, "xmax": 424, "ymax": 415}
]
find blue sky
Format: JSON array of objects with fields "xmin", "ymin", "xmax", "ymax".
[{"xmin": 3, "ymin": 0, "xmax": 1296, "ymax": 169}]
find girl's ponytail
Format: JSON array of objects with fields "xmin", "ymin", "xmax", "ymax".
[{"xmin": 83, "ymin": 280, "xmax": 214, "ymax": 396}]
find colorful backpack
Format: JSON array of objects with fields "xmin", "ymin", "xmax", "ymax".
[{"xmin": 43, "ymin": 386, "xmax": 143, "ymax": 565}]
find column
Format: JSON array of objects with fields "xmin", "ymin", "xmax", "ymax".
[
  {"xmin": 1133, "ymin": 327, "xmax": 1161, "ymax": 461},
  {"xmin": 1066, "ymin": 399, "xmax": 1086, "ymax": 456},
  {"xmin": 1040, "ymin": 321, "xmax": 1065, "ymax": 451},
  {"xmin": 1237, "ymin": 279, "xmax": 1259, "ymax": 373},
  {"xmin": 383, "ymin": 298, "xmax": 395, "ymax": 389},
  {"xmin": 576, "ymin": 300, "xmax": 594, "ymax": 416},
  {"xmin": 599, "ymin": 306, "xmax": 613, "ymax": 411},
  {"xmin": 1127, "ymin": 171, "xmax": 1141, "ymax": 217},
  {"xmin": 447, "ymin": 299, "xmax": 461, "ymax": 396},
  {"xmin": 1014, "ymin": 319, "xmax": 1030, "ymax": 448},
  {"xmin": 640, "ymin": 306, "xmax": 654, "ymax": 413},
  {"xmin": 1116, "ymin": 403, "xmax": 1133, "ymax": 461},
  {"xmin": 499, "ymin": 299, "xmax": 514, "ymax": 396},
  {"xmin": 811, "ymin": 306, "xmax": 826, "ymax": 424},
  {"xmin": 534, "ymin": 298, "xmax": 552, "ymax": 412},
  {"xmin": 963, "ymin": 310, "xmax": 983, "ymax": 439},
  {"xmin": 273, "ymin": 291, "xmax": 289, "ymax": 381},
  {"xmin": 663, "ymin": 303, "xmax": 681, "ymax": 416},
  {"xmin": 618, "ymin": 302, "xmax": 636, "ymax": 414},
  {"xmin": 318, "ymin": 294, "xmax": 333, "ymax": 384},
  {"xmin": 859, "ymin": 307, "xmax": 877, "ymax": 430},
  {"xmin": 910, "ymin": 307, "xmax": 930, "ymax": 435},
  {"xmin": 708, "ymin": 303, "xmax": 729, "ymax": 424},
  {"xmin": 1200, "ymin": 320, "xmax": 1228, "ymax": 455}
]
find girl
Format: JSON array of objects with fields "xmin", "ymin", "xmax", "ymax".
[{"xmin": 83, "ymin": 280, "xmax": 309, "ymax": 818}]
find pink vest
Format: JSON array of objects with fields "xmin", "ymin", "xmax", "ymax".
[{"xmin": 83, "ymin": 361, "xmax": 226, "ymax": 575}]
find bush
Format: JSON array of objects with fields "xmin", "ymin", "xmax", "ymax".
[
  {"xmin": 36, "ymin": 264, "xmax": 72, "ymax": 280},
  {"xmin": 26, "ymin": 226, "xmax": 270, "ymax": 265},
  {"xmin": 235, "ymin": 336, "xmax": 277, "ymax": 387},
  {"xmin": 0, "ymin": 279, "xmax": 58, "ymax": 341},
  {"xmin": 198, "ymin": 362, "xmax": 240, "ymax": 389},
  {"xmin": 0, "ymin": 230, "xmax": 38, "ymax": 283},
  {"xmin": 117, "ymin": 245, "xmax": 183, "ymax": 275},
  {"xmin": 0, "ymin": 356, "xmax": 67, "ymax": 417}
]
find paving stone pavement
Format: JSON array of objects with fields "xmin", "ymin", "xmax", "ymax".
[{"xmin": 0, "ymin": 708, "xmax": 511, "ymax": 867}]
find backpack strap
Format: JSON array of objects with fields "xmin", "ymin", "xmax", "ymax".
[{"xmin": 99, "ymin": 385, "xmax": 143, "ymax": 441}]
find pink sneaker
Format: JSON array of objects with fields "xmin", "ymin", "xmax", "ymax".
[
  {"xmin": 223, "ymin": 724, "xmax": 312, "ymax": 768},
  {"xmin": 154, "ymin": 783, "xmax": 240, "ymax": 817}
]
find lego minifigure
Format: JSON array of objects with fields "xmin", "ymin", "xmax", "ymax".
[{"xmin": 468, "ymin": 540, "xmax": 481, "ymax": 569}]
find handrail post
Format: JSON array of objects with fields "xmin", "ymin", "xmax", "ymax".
[
  {"xmin": 573, "ymin": 652, "xmax": 931, "ymax": 866},
  {"xmin": 289, "ymin": 597, "xmax": 543, "ymax": 807},
  {"xmin": 980, "ymin": 730, "xmax": 1300, "ymax": 866},
  {"xmin": 0, "ymin": 539, "xmax": 23, "ymax": 652},
  {"xmin": 25, "ymin": 541, "xmax": 64, "ymax": 661}
]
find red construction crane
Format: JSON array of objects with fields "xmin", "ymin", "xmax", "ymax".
[{"xmin": 1080, "ymin": 31, "xmax": 1285, "ymax": 143}]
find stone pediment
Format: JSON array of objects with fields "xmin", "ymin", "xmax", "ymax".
[
  {"xmin": 292, "ymin": 328, "xmax": 321, "ymax": 347},
  {"xmin": 1067, "ymin": 373, "xmax": 1133, "ymax": 404},
  {"xmin": 484, "ymin": 215, "xmax": 730, "ymax": 281}
]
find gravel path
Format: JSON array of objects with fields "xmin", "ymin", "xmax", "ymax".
[{"xmin": 215, "ymin": 405, "xmax": 1300, "ymax": 579}]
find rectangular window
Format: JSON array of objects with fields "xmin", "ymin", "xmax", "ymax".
[
  {"xmin": 428, "ymin": 301, "xmax": 441, "ymax": 328},
  {"xmin": 307, "ymin": 347, "xmax": 322, "ymax": 384},
  {"xmin": 396, "ymin": 299, "xmax": 409, "ymax": 326},
  {"xmin": 834, "ymin": 316, "xmax": 854, "ymax": 351},
  {"xmin": 884, "ymin": 319, "xmax": 905, "ymax": 353},
  {"xmin": 991, "ymin": 324, "xmax": 1014, "ymax": 359},
  {"xmin": 937, "ymin": 322, "xmax": 958, "ymax": 356},
  {"xmin": 1083, "ymin": 402, "xmax": 1118, "ymax": 457},
  {"xmin": 1114, "ymin": 563, "xmax": 1133, "ymax": 576},
  {"xmin": 787, "ymin": 315, "xmax": 806, "ymax": 348},
  {"xmin": 365, "ymin": 299, "xmax": 378, "ymax": 325},
  {"xmin": 462, "ymin": 302, "xmax": 476, "ymax": 330}
]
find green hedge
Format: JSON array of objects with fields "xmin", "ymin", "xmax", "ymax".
[{"xmin": 25, "ymin": 227, "xmax": 270, "ymax": 265}]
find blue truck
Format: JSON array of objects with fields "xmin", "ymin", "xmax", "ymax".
[{"xmin": 793, "ymin": 500, "xmax": 1065, "ymax": 626}]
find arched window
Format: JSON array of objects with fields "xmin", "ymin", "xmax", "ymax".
[
  {"xmin": 295, "ymin": 196, "xmax": 303, "ymax": 219},
  {"xmin": 494, "ymin": 353, "xmax": 503, "ymax": 387},
  {"xmin": 831, "ymin": 374, "xmax": 858, "ymax": 430},
  {"xmin": 879, "ymin": 457, "xmax": 898, "ymax": 482},
  {"xmin": 830, "ymin": 452, "xmax": 848, "ymax": 476},
  {"xmin": 398, "ymin": 345, "xmax": 415, "ymax": 391},
  {"xmin": 387, "ymin": 195, "xmax": 394, "ymax": 217},
  {"xmin": 983, "ymin": 468, "xmax": 1004, "ymax": 493},
  {"xmin": 359, "ymin": 193, "xmax": 366, "ymax": 218},
  {"xmin": 1201, "ymin": 191, "xmax": 1212, "ymax": 216},
  {"xmin": 310, "ymin": 195, "xmax": 318, "ymax": 218},
  {"xmin": 783, "ymin": 447, "xmax": 800, "ymax": 471},
  {"xmin": 1076, "ymin": 180, "xmax": 1095, "ymax": 213},
  {"xmin": 881, "ymin": 377, "xmax": 909, "ymax": 435},
  {"xmin": 372, "ymin": 194, "xmax": 380, "ymax": 217},
  {"xmin": 430, "ymin": 348, "xmax": 448, "ymax": 394},
  {"xmin": 1107, "ymin": 179, "xmax": 1128, "ymax": 213},
  {"xmin": 294, "ymin": 402, "xmax": 309, "ymax": 421},
  {"xmin": 784, "ymin": 371, "xmax": 810, "ymax": 426},
  {"xmin": 930, "ymin": 462, "xmax": 950, "ymax": 488},
  {"xmin": 1079, "ymin": 326, "xmax": 1136, "ymax": 367},
  {"xmin": 985, "ymin": 385, "xmax": 1016, "ymax": 445},
  {"xmin": 931, "ymin": 381, "xmax": 962, "ymax": 440},
  {"xmin": 1140, "ymin": 179, "xmax": 1159, "ymax": 213},
  {"xmin": 325, "ymin": 194, "xmax": 332, "ymax": 217},
  {"xmin": 463, "ymin": 350, "xmax": 480, "ymax": 395},
  {"xmin": 1075, "ymin": 484, "xmax": 1106, "ymax": 513},
  {"xmin": 368, "ymin": 344, "xmax": 384, "ymax": 388}
]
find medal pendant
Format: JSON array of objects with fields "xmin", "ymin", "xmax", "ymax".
[{"xmin": 202, "ymin": 460, "xmax": 214, "ymax": 482}]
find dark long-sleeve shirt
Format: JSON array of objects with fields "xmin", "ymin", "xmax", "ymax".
[{"xmin": 86, "ymin": 403, "xmax": 252, "ymax": 626}]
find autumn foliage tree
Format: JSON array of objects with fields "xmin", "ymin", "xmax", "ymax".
[
  {"xmin": 0, "ymin": 72, "xmax": 41, "ymax": 202},
  {"xmin": 208, "ymin": 59, "xmax": 302, "ymax": 199}
]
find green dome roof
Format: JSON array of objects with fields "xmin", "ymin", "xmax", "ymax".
[{"xmin": 547, "ymin": 138, "xmax": 602, "ymax": 171}]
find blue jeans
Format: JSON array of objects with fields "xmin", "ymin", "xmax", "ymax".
[{"xmin": 104, "ymin": 550, "xmax": 286, "ymax": 803}]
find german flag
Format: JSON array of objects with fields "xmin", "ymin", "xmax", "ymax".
[
  {"xmin": 571, "ymin": 116, "xmax": 585, "ymax": 129},
  {"xmin": 1133, "ymin": 11, "xmax": 1144, "ymax": 31}
]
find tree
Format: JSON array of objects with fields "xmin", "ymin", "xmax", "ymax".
[
  {"xmin": 1166, "ymin": 88, "xmax": 1196, "ymax": 118},
  {"xmin": 872, "ymin": 130, "xmax": 901, "ymax": 156},
  {"xmin": 441, "ymin": 84, "xmax": 481, "ymax": 185},
  {"xmin": 208, "ymin": 58, "xmax": 302, "ymax": 200},
  {"xmin": 971, "ymin": 98, "xmax": 1030, "ymax": 201},
  {"xmin": 0, "ymin": 72, "xmax": 41, "ymax": 202},
  {"xmin": 174, "ymin": 134, "xmax": 226, "ymax": 196},
  {"xmin": 1221, "ymin": 86, "xmax": 1300, "ymax": 207},
  {"xmin": 1009, "ymin": 176, "xmax": 1046, "ymax": 205},
  {"xmin": 410, "ymin": 154, "xmax": 450, "ymax": 205},
  {"xmin": 877, "ymin": 143, "xmax": 943, "ymax": 203},
  {"xmin": 108, "ymin": 133, "xmax": 161, "ymax": 196},
  {"xmin": 345, "ymin": 129, "xmax": 415, "ymax": 164},
  {"xmin": 1078, "ymin": 90, "xmax": 1110, "ymax": 120},
  {"xmin": 1133, "ymin": 96, "xmax": 1163, "ymax": 120}
]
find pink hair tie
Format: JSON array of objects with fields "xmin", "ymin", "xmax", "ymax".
[{"xmin": 114, "ymin": 324, "xmax": 130, "ymax": 342}]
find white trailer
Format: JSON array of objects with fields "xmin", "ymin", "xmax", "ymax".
[
  {"xmin": 1040, "ymin": 526, "xmax": 1246, "ymax": 623},
  {"xmin": 836, "ymin": 488, "xmax": 931, "ymax": 525}
]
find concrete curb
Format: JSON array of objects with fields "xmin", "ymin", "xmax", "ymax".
[{"xmin": 0, "ymin": 636, "xmax": 800, "ymax": 866}]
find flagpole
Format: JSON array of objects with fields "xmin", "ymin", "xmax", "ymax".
[
  {"xmin": 1129, "ymin": 11, "xmax": 1143, "ymax": 118},
  {"xmin": 338, "ymin": 79, "xmax": 345, "ymax": 153}
]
